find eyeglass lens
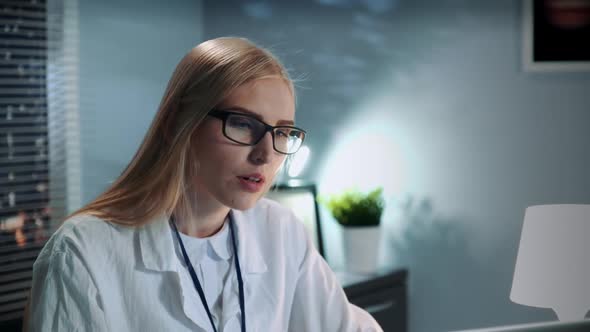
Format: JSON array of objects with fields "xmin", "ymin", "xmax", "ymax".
[{"xmin": 225, "ymin": 114, "xmax": 304, "ymax": 154}]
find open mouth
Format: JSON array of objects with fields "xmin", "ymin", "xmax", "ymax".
[{"xmin": 238, "ymin": 176, "xmax": 262, "ymax": 183}]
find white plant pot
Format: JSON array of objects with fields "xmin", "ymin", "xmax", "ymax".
[{"xmin": 342, "ymin": 225, "xmax": 381, "ymax": 274}]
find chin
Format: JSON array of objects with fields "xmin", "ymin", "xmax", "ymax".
[{"xmin": 226, "ymin": 195, "xmax": 260, "ymax": 211}]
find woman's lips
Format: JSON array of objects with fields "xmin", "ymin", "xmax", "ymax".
[
  {"xmin": 237, "ymin": 176, "xmax": 264, "ymax": 192},
  {"xmin": 237, "ymin": 173, "xmax": 265, "ymax": 183}
]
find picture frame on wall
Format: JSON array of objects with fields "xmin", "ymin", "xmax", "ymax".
[
  {"xmin": 264, "ymin": 183, "xmax": 325, "ymax": 258},
  {"xmin": 522, "ymin": 0, "xmax": 590, "ymax": 71}
]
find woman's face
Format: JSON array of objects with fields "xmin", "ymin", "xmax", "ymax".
[{"xmin": 191, "ymin": 77, "xmax": 295, "ymax": 210}]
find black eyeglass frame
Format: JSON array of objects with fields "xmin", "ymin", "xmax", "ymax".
[{"xmin": 208, "ymin": 109, "xmax": 307, "ymax": 155}]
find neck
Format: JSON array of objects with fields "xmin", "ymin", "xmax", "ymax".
[{"xmin": 173, "ymin": 191, "xmax": 230, "ymax": 238}]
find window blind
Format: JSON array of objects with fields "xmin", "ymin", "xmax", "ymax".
[{"xmin": 0, "ymin": 0, "xmax": 80, "ymax": 325}]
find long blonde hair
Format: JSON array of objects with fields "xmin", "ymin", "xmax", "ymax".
[{"xmin": 68, "ymin": 37, "xmax": 295, "ymax": 226}]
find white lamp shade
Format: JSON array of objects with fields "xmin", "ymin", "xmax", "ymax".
[{"xmin": 510, "ymin": 204, "xmax": 590, "ymax": 321}]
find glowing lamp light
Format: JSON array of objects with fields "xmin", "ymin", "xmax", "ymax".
[
  {"xmin": 288, "ymin": 145, "xmax": 310, "ymax": 178},
  {"xmin": 317, "ymin": 122, "xmax": 408, "ymax": 198}
]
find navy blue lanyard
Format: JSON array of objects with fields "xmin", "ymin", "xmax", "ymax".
[{"xmin": 170, "ymin": 214, "xmax": 246, "ymax": 332}]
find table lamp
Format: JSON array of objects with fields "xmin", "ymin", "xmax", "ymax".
[{"xmin": 510, "ymin": 204, "xmax": 590, "ymax": 321}]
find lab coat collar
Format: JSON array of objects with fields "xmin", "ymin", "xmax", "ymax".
[
  {"xmin": 176, "ymin": 219, "xmax": 231, "ymax": 264},
  {"xmin": 230, "ymin": 208, "xmax": 268, "ymax": 273},
  {"xmin": 138, "ymin": 209, "xmax": 267, "ymax": 274}
]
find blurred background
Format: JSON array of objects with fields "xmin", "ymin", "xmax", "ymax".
[{"xmin": 1, "ymin": 0, "xmax": 589, "ymax": 331}]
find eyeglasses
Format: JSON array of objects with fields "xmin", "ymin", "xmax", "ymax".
[{"xmin": 207, "ymin": 109, "xmax": 306, "ymax": 155}]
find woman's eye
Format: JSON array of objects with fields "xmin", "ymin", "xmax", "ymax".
[{"xmin": 230, "ymin": 118, "xmax": 253, "ymax": 129}]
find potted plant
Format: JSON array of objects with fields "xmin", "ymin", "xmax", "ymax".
[{"xmin": 318, "ymin": 187, "xmax": 385, "ymax": 273}]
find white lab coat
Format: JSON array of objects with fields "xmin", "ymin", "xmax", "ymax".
[{"xmin": 27, "ymin": 198, "xmax": 383, "ymax": 331}]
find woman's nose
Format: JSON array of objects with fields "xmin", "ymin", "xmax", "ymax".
[{"xmin": 249, "ymin": 131, "xmax": 274, "ymax": 164}]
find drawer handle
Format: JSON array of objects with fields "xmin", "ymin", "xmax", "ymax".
[{"xmin": 363, "ymin": 300, "xmax": 395, "ymax": 313}]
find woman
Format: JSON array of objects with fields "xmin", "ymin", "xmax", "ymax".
[{"xmin": 26, "ymin": 37, "xmax": 382, "ymax": 331}]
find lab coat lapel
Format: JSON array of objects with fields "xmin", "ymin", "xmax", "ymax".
[
  {"xmin": 177, "ymin": 268, "xmax": 216, "ymax": 332},
  {"xmin": 137, "ymin": 213, "xmax": 176, "ymax": 272},
  {"xmin": 137, "ymin": 213, "xmax": 213, "ymax": 331}
]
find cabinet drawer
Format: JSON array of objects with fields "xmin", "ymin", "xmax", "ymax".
[
  {"xmin": 347, "ymin": 286, "xmax": 406, "ymax": 332},
  {"xmin": 342, "ymin": 269, "xmax": 408, "ymax": 332}
]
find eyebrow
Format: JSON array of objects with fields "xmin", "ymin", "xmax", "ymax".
[{"xmin": 227, "ymin": 106, "xmax": 295, "ymax": 126}]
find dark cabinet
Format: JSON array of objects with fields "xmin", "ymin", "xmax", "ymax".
[{"xmin": 342, "ymin": 269, "xmax": 408, "ymax": 332}]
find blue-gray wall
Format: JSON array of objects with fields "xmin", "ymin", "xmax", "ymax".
[
  {"xmin": 78, "ymin": 0, "xmax": 590, "ymax": 331},
  {"xmin": 79, "ymin": 0, "xmax": 202, "ymax": 202}
]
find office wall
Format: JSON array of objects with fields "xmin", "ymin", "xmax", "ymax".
[{"xmin": 78, "ymin": 0, "xmax": 203, "ymax": 202}]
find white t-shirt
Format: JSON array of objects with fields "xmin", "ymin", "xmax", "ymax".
[{"xmin": 28, "ymin": 198, "xmax": 383, "ymax": 331}]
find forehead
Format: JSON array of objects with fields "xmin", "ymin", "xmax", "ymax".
[{"xmin": 218, "ymin": 78, "xmax": 295, "ymax": 126}]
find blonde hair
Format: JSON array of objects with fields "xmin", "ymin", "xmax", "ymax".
[{"xmin": 68, "ymin": 37, "xmax": 295, "ymax": 226}]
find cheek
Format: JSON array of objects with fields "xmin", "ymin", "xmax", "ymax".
[
  {"xmin": 202, "ymin": 147, "xmax": 251, "ymax": 182},
  {"xmin": 204, "ymin": 148, "xmax": 240, "ymax": 172}
]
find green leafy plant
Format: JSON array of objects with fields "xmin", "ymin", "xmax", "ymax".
[{"xmin": 318, "ymin": 187, "xmax": 385, "ymax": 227}]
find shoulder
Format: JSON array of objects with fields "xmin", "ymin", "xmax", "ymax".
[
  {"xmin": 238, "ymin": 197, "xmax": 312, "ymax": 261},
  {"xmin": 252, "ymin": 197, "xmax": 293, "ymax": 219},
  {"xmin": 245, "ymin": 197, "xmax": 308, "ymax": 235},
  {"xmin": 35, "ymin": 214, "xmax": 131, "ymax": 267}
]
